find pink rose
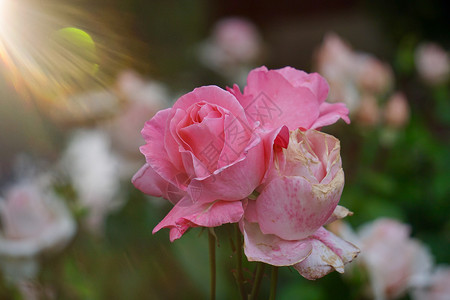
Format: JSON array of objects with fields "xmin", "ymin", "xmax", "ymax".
[
  {"xmin": 132, "ymin": 86, "xmax": 266, "ymax": 241},
  {"xmin": 240, "ymin": 129, "xmax": 359, "ymax": 279},
  {"xmin": 228, "ymin": 66, "xmax": 350, "ymax": 131}
]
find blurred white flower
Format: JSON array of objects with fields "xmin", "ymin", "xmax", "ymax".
[
  {"xmin": 61, "ymin": 129, "xmax": 122, "ymax": 233},
  {"xmin": 0, "ymin": 179, "xmax": 75, "ymax": 282},
  {"xmin": 415, "ymin": 43, "xmax": 449, "ymax": 85},
  {"xmin": 340, "ymin": 218, "xmax": 433, "ymax": 300}
]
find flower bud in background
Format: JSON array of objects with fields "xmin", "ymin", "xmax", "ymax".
[
  {"xmin": 340, "ymin": 218, "xmax": 433, "ymax": 300},
  {"xmin": 384, "ymin": 92, "xmax": 410, "ymax": 129},
  {"xmin": 415, "ymin": 43, "xmax": 450, "ymax": 85},
  {"xmin": 241, "ymin": 129, "xmax": 359, "ymax": 280},
  {"xmin": 356, "ymin": 94, "xmax": 381, "ymax": 127},
  {"xmin": 60, "ymin": 129, "xmax": 122, "ymax": 233},
  {"xmin": 0, "ymin": 179, "xmax": 76, "ymax": 283}
]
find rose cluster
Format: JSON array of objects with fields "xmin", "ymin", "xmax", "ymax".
[{"xmin": 132, "ymin": 66, "xmax": 359, "ymax": 279}]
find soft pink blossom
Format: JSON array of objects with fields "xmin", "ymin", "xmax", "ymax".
[
  {"xmin": 347, "ymin": 218, "xmax": 433, "ymax": 300},
  {"xmin": 213, "ymin": 18, "xmax": 262, "ymax": 65},
  {"xmin": 199, "ymin": 17, "xmax": 262, "ymax": 70},
  {"xmin": 415, "ymin": 43, "xmax": 449, "ymax": 85},
  {"xmin": 228, "ymin": 66, "xmax": 350, "ymax": 131},
  {"xmin": 110, "ymin": 70, "xmax": 169, "ymax": 159},
  {"xmin": 384, "ymin": 92, "xmax": 410, "ymax": 128},
  {"xmin": 133, "ymin": 86, "xmax": 266, "ymax": 241},
  {"xmin": 315, "ymin": 33, "xmax": 393, "ymax": 114},
  {"xmin": 355, "ymin": 54, "xmax": 393, "ymax": 95},
  {"xmin": 356, "ymin": 94, "xmax": 381, "ymax": 127},
  {"xmin": 0, "ymin": 180, "xmax": 76, "ymax": 281},
  {"xmin": 241, "ymin": 129, "xmax": 359, "ymax": 279}
]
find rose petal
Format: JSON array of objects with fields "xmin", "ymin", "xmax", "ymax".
[
  {"xmin": 173, "ymin": 86, "xmax": 249, "ymax": 124},
  {"xmin": 241, "ymin": 220, "xmax": 312, "ymax": 266},
  {"xmin": 256, "ymin": 171, "xmax": 344, "ymax": 241},
  {"xmin": 324, "ymin": 205, "xmax": 353, "ymax": 225},
  {"xmin": 132, "ymin": 163, "xmax": 184, "ymax": 204},
  {"xmin": 140, "ymin": 109, "xmax": 184, "ymax": 185},
  {"xmin": 293, "ymin": 227, "xmax": 360, "ymax": 280},
  {"xmin": 240, "ymin": 67, "xmax": 321, "ymax": 130},
  {"xmin": 187, "ymin": 131, "xmax": 265, "ymax": 203},
  {"xmin": 310, "ymin": 102, "xmax": 350, "ymax": 129},
  {"xmin": 153, "ymin": 197, "xmax": 244, "ymax": 242},
  {"xmin": 274, "ymin": 67, "xmax": 330, "ymax": 103},
  {"xmin": 178, "ymin": 115, "xmax": 225, "ymax": 172}
]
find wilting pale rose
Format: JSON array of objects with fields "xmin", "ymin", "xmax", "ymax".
[
  {"xmin": 132, "ymin": 86, "xmax": 266, "ymax": 241},
  {"xmin": 228, "ymin": 66, "xmax": 350, "ymax": 131},
  {"xmin": 413, "ymin": 266, "xmax": 450, "ymax": 300},
  {"xmin": 241, "ymin": 129, "xmax": 359, "ymax": 280},
  {"xmin": 384, "ymin": 92, "xmax": 410, "ymax": 128},
  {"xmin": 61, "ymin": 129, "xmax": 121, "ymax": 232},
  {"xmin": 350, "ymin": 219, "xmax": 433, "ymax": 300},
  {"xmin": 415, "ymin": 43, "xmax": 450, "ymax": 85},
  {"xmin": 0, "ymin": 181, "xmax": 75, "ymax": 281}
]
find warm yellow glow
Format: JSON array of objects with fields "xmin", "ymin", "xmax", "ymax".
[{"xmin": 0, "ymin": 0, "xmax": 132, "ymax": 123}]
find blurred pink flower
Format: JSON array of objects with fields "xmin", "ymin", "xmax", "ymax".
[
  {"xmin": 241, "ymin": 129, "xmax": 359, "ymax": 280},
  {"xmin": 384, "ymin": 92, "xmax": 410, "ymax": 128},
  {"xmin": 348, "ymin": 218, "xmax": 433, "ymax": 300},
  {"xmin": 315, "ymin": 33, "xmax": 393, "ymax": 114},
  {"xmin": 199, "ymin": 17, "xmax": 262, "ymax": 68},
  {"xmin": 133, "ymin": 85, "xmax": 266, "ymax": 241},
  {"xmin": 415, "ymin": 43, "xmax": 449, "ymax": 85},
  {"xmin": 356, "ymin": 94, "xmax": 381, "ymax": 127},
  {"xmin": 110, "ymin": 70, "xmax": 169, "ymax": 159},
  {"xmin": 0, "ymin": 180, "xmax": 75, "ymax": 281},
  {"xmin": 356, "ymin": 55, "xmax": 393, "ymax": 95},
  {"xmin": 413, "ymin": 266, "xmax": 450, "ymax": 300},
  {"xmin": 228, "ymin": 66, "xmax": 350, "ymax": 131},
  {"xmin": 213, "ymin": 18, "xmax": 262, "ymax": 65}
]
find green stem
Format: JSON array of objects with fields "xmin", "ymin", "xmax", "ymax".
[
  {"xmin": 235, "ymin": 224, "xmax": 247, "ymax": 300},
  {"xmin": 209, "ymin": 229, "xmax": 216, "ymax": 300},
  {"xmin": 269, "ymin": 266, "xmax": 278, "ymax": 300},
  {"xmin": 249, "ymin": 262, "xmax": 265, "ymax": 300}
]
